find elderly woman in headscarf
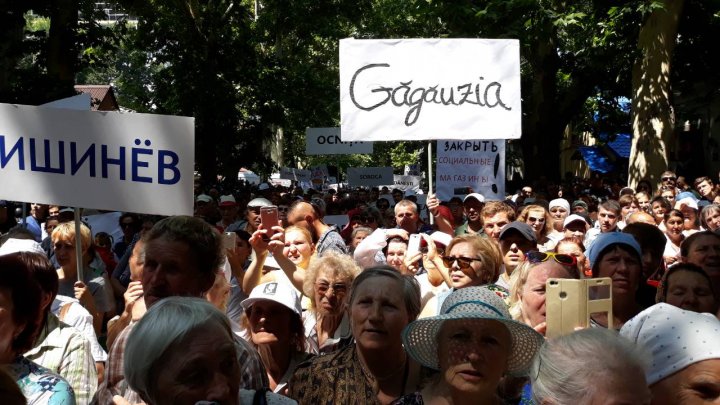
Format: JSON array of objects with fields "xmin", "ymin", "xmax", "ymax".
[
  {"xmin": 395, "ymin": 286, "xmax": 544, "ymax": 404},
  {"xmin": 585, "ymin": 232, "xmax": 644, "ymax": 328},
  {"xmin": 620, "ymin": 303, "xmax": 720, "ymax": 405},
  {"xmin": 124, "ymin": 296, "xmax": 295, "ymax": 405}
]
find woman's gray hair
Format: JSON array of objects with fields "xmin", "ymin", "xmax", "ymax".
[
  {"xmin": 303, "ymin": 251, "xmax": 362, "ymax": 307},
  {"xmin": 351, "ymin": 226, "xmax": 373, "ymax": 241},
  {"xmin": 349, "ymin": 265, "xmax": 422, "ymax": 321},
  {"xmin": 124, "ymin": 297, "xmax": 235, "ymax": 403},
  {"xmin": 700, "ymin": 204, "xmax": 720, "ymax": 230},
  {"xmin": 530, "ymin": 328, "xmax": 648, "ymax": 404}
]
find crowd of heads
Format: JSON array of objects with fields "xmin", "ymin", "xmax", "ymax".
[{"xmin": 0, "ymin": 169, "xmax": 718, "ymax": 404}]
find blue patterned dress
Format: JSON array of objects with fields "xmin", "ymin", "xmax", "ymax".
[{"xmin": 9, "ymin": 356, "xmax": 76, "ymax": 405}]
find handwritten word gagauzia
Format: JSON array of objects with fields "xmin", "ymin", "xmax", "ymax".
[{"xmin": 350, "ymin": 63, "xmax": 512, "ymax": 127}]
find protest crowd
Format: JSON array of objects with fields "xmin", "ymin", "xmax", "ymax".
[{"xmin": 1, "ymin": 169, "xmax": 719, "ymax": 405}]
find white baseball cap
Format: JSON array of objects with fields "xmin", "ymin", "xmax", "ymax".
[
  {"xmin": 241, "ymin": 282, "xmax": 301, "ymax": 316},
  {"xmin": 463, "ymin": 193, "xmax": 485, "ymax": 203},
  {"xmin": 195, "ymin": 194, "xmax": 213, "ymax": 203},
  {"xmin": 563, "ymin": 214, "xmax": 590, "ymax": 228}
]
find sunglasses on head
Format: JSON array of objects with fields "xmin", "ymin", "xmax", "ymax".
[
  {"xmin": 441, "ymin": 255, "xmax": 482, "ymax": 269},
  {"xmin": 526, "ymin": 251, "xmax": 577, "ymax": 267}
]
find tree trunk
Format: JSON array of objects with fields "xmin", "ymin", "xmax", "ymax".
[
  {"xmin": 0, "ymin": 3, "xmax": 29, "ymax": 101},
  {"xmin": 628, "ymin": 0, "xmax": 684, "ymax": 189},
  {"xmin": 46, "ymin": 0, "xmax": 79, "ymax": 101}
]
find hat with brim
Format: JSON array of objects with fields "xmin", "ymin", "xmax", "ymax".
[
  {"xmin": 219, "ymin": 195, "xmax": 237, "ymax": 207},
  {"xmin": 499, "ymin": 221, "xmax": 537, "ymax": 244},
  {"xmin": 241, "ymin": 281, "xmax": 301, "ymax": 316},
  {"xmin": 463, "ymin": 193, "xmax": 485, "ymax": 203},
  {"xmin": 402, "ymin": 286, "xmax": 544, "ymax": 376},
  {"xmin": 247, "ymin": 197, "xmax": 273, "ymax": 208},
  {"xmin": 196, "ymin": 194, "xmax": 212, "ymax": 203}
]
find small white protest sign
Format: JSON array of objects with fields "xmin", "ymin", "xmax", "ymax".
[
  {"xmin": 306, "ymin": 127, "xmax": 373, "ymax": 155},
  {"xmin": 310, "ymin": 165, "xmax": 328, "ymax": 186},
  {"xmin": 0, "ymin": 103, "xmax": 194, "ymax": 216},
  {"xmin": 389, "ymin": 175, "xmax": 422, "ymax": 192},
  {"xmin": 436, "ymin": 140, "xmax": 505, "ymax": 201},
  {"xmin": 347, "ymin": 167, "xmax": 394, "ymax": 187},
  {"xmin": 340, "ymin": 38, "xmax": 521, "ymax": 141},
  {"xmin": 279, "ymin": 167, "xmax": 311, "ymax": 182}
]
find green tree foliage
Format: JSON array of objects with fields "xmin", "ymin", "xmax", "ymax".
[
  {"xmin": 2, "ymin": 0, "xmax": 719, "ymax": 184},
  {"xmin": 0, "ymin": 0, "xmax": 113, "ymax": 104}
]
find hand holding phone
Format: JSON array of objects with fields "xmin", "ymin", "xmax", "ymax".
[
  {"xmin": 545, "ymin": 277, "xmax": 613, "ymax": 338},
  {"xmin": 260, "ymin": 206, "xmax": 279, "ymax": 240},
  {"xmin": 223, "ymin": 232, "xmax": 237, "ymax": 249},
  {"xmin": 407, "ymin": 234, "xmax": 422, "ymax": 257}
]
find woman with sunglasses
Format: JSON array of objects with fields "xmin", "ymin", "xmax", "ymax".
[
  {"xmin": 509, "ymin": 251, "xmax": 579, "ymax": 335},
  {"xmin": 301, "ymin": 252, "xmax": 361, "ymax": 355},
  {"xmin": 554, "ymin": 236, "xmax": 591, "ymax": 278},
  {"xmin": 518, "ymin": 205, "xmax": 556, "ymax": 252},
  {"xmin": 586, "ymin": 233, "xmax": 644, "ymax": 329},
  {"xmin": 418, "ymin": 234, "xmax": 504, "ymax": 318}
]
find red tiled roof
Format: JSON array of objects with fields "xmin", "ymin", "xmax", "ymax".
[{"xmin": 74, "ymin": 85, "xmax": 119, "ymax": 111}]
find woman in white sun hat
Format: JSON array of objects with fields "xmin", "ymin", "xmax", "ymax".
[{"xmin": 396, "ymin": 286, "xmax": 544, "ymax": 405}]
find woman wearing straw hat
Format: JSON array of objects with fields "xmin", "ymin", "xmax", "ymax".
[{"xmin": 396, "ymin": 286, "xmax": 544, "ymax": 405}]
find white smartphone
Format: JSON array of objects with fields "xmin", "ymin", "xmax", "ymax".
[{"xmin": 407, "ymin": 234, "xmax": 422, "ymax": 256}]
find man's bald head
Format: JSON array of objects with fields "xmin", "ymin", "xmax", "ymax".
[
  {"xmin": 287, "ymin": 201, "xmax": 316, "ymax": 234},
  {"xmin": 626, "ymin": 211, "xmax": 655, "ymax": 225}
]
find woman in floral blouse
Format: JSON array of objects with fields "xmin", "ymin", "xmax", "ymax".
[{"xmin": 1, "ymin": 252, "xmax": 75, "ymax": 404}]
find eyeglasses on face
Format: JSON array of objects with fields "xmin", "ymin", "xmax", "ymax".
[
  {"xmin": 314, "ymin": 282, "xmax": 348, "ymax": 296},
  {"xmin": 526, "ymin": 251, "xmax": 577, "ymax": 267},
  {"xmin": 527, "ymin": 216, "xmax": 545, "ymax": 223},
  {"xmin": 661, "ymin": 176, "xmax": 676, "ymax": 182},
  {"xmin": 441, "ymin": 255, "xmax": 482, "ymax": 269}
]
